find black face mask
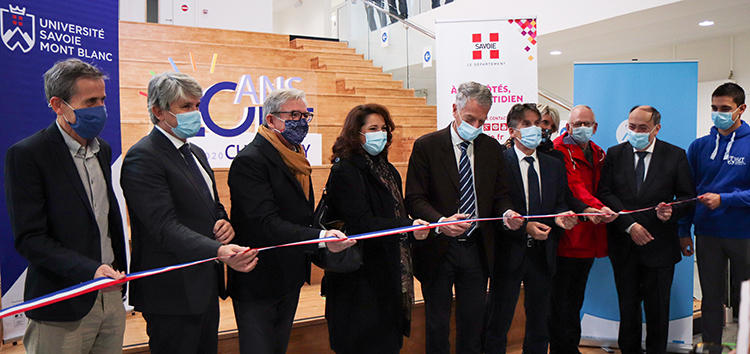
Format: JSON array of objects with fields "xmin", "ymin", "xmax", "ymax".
[{"xmin": 540, "ymin": 128, "xmax": 553, "ymax": 143}]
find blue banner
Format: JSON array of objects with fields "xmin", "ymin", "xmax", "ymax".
[
  {"xmin": 0, "ymin": 0, "xmax": 120, "ymax": 341},
  {"xmin": 574, "ymin": 61, "xmax": 698, "ymax": 351}
]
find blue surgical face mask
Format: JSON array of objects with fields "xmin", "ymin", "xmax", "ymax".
[
  {"xmin": 273, "ymin": 116, "xmax": 309, "ymax": 146},
  {"xmin": 456, "ymin": 114, "xmax": 482, "ymax": 141},
  {"xmin": 166, "ymin": 110, "xmax": 202, "ymax": 139},
  {"xmin": 361, "ymin": 131, "xmax": 388, "ymax": 156},
  {"xmin": 711, "ymin": 107, "xmax": 740, "ymax": 130},
  {"xmin": 62, "ymin": 100, "xmax": 108, "ymax": 140},
  {"xmin": 517, "ymin": 126, "xmax": 542, "ymax": 150},
  {"xmin": 571, "ymin": 126, "xmax": 594, "ymax": 145},
  {"xmin": 626, "ymin": 128, "xmax": 654, "ymax": 150}
]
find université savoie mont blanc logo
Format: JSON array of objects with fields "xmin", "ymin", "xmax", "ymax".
[{"xmin": 1, "ymin": 4, "xmax": 35, "ymax": 53}]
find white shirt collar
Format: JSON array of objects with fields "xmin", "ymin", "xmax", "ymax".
[
  {"xmin": 449, "ymin": 122, "xmax": 468, "ymax": 147},
  {"xmin": 155, "ymin": 125, "xmax": 187, "ymax": 150},
  {"xmin": 513, "ymin": 143, "xmax": 538, "ymax": 163}
]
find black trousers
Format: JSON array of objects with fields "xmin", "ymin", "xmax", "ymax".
[
  {"xmin": 611, "ymin": 255, "xmax": 674, "ymax": 354},
  {"xmin": 696, "ymin": 235, "xmax": 750, "ymax": 344},
  {"xmin": 142, "ymin": 295, "xmax": 220, "ymax": 354},
  {"xmin": 486, "ymin": 244, "xmax": 551, "ymax": 354},
  {"xmin": 232, "ymin": 288, "xmax": 301, "ymax": 354},
  {"xmin": 421, "ymin": 239, "xmax": 487, "ymax": 354},
  {"xmin": 549, "ymin": 256, "xmax": 595, "ymax": 354}
]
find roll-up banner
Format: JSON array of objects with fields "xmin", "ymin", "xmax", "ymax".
[
  {"xmin": 0, "ymin": 0, "xmax": 122, "ymax": 343},
  {"xmin": 436, "ymin": 18, "xmax": 538, "ymax": 142}
]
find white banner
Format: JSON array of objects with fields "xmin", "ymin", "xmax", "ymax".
[{"xmin": 436, "ymin": 18, "xmax": 538, "ymax": 143}]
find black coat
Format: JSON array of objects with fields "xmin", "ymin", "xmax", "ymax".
[
  {"xmin": 6, "ymin": 123, "xmax": 127, "ymax": 321},
  {"xmin": 597, "ymin": 139, "xmax": 695, "ymax": 268},
  {"xmin": 121, "ymin": 128, "xmax": 225, "ymax": 315},
  {"xmin": 227, "ymin": 133, "xmax": 319, "ymax": 301},
  {"xmin": 324, "ymin": 153, "xmax": 414, "ymax": 353}
]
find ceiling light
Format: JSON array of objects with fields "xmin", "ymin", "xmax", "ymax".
[
  {"xmin": 550, "ymin": 50, "xmax": 562, "ymax": 55},
  {"xmin": 699, "ymin": 20, "xmax": 714, "ymax": 27}
]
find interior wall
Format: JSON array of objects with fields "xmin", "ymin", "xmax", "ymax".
[
  {"xmin": 539, "ymin": 31, "xmax": 749, "ymax": 106},
  {"xmin": 120, "ymin": 0, "xmax": 147, "ymax": 22},
  {"xmin": 273, "ymin": 0, "xmax": 329, "ymax": 37},
  {"xmin": 156, "ymin": 0, "xmax": 272, "ymax": 32}
]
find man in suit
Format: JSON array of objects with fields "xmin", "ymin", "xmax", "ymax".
[
  {"xmin": 5, "ymin": 58, "xmax": 127, "ymax": 354},
  {"xmin": 227, "ymin": 88, "xmax": 354, "ymax": 354},
  {"xmin": 121, "ymin": 72, "xmax": 257, "ymax": 354},
  {"xmin": 550, "ymin": 105, "xmax": 618, "ymax": 354},
  {"xmin": 405, "ymin": 82, "xmax": 523, "ymax": 354},
  {"xmin": 598, "ymin": 105, "xmax": 695, "ymax": 354},
  {"xmin": 484, "ymin": 103, "xmax": 579, "ymax": 354}
]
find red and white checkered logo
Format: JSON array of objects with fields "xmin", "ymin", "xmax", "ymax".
[{"xmin": 472, "ymin": 33, "xmax": 499, "ymax": 60}]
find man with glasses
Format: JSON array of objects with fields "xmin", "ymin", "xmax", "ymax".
[
  {"xmin": 484, "ymin": 103, "xmax": 579, "ymax": 354},
  {"xmin": 550, "ymin": 105, "xmax": 618, "ymax": 354},
  {"xmin": 598, "ymin": 105, "xmax": 695, "ymax": 354},
  {"xmin": 679, "ymin": 83, "xmax": 750, "ymax": 346},
  {"xmin": 227, "ymin": 88, "xmax": 354, "ymax": 354}
]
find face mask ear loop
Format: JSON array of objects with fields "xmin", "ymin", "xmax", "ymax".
[
  {"xmin": 710, "ymin": 133, "xmax": 720, "ymax": 160},
  {"xmin": 724, "ymin": 131, "xmax": 736, "ymax": 161}
]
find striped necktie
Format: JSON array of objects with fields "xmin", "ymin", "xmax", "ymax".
[{"xmin": 459, "ymin": 141, "xmax": 476, "ymax": 236}]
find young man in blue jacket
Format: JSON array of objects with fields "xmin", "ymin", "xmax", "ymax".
[{"xmin": 679, "ymin": 82, "xmax": 749, "ymax": 344}]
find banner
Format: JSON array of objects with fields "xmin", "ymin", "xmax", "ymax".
[
  {"xmin": 574, "ymin": 61, "xmax": 698, "ymax": 352},
  {"xmin": 436, "ymin": 18, "xmax": 538, "ymax": 142},
  {"xmin": 0, "ymin": 0, "xmax": 121, "ymax": 342}
]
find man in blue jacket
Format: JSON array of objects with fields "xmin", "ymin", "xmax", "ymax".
[{"xmin": 679, "ymin": 82, "xmax": 749, "ymax": 344}]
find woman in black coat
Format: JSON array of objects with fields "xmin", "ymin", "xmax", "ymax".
[{"xmin": 324, "ymin": 104, "xmax": 429, "ymax": 354}]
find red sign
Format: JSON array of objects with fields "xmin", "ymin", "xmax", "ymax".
[{"xmin": 181, "ymin": 4, "xmax": 189, "ymax": 11}]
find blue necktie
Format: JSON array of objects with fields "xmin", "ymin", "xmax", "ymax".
[
  {"xmin": 524, "ymin": 156, "xmax": 541, "ymax": 216},
  {"xmin": 459, "ymin": 141, "xmax": 476, "ymax": 236},
  {"xmin": 179, "ymin": 144, "xmax": 214, "ymax": 203}
]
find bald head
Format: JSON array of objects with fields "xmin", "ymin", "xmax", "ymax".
[
  {"xmin": 569, "ymin": 105, "xmax": 595, "ymax": 125},
  {"xmin": 629, "ymin": 105, "xmax": 661, "ymax": 125}
]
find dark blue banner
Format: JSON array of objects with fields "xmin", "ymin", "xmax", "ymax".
[{"xmin": 0, "ymin": 0, "xmax": 120, "ymax": 340}]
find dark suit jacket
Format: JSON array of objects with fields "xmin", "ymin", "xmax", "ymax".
[
  {"xmin": 5, "ymin": 122, "xmax": 127, "ymax": 321},
  {"xmin": 405, "ymin": 126, "xmax": 514, "ymax": 286},
  {"xmin": 499, "ymin": 148, "xmax": 569, "ymax": 274},
  {"xmin": 121, "ymin": 128, "xmax": 225, "ymax": 316},
  {"xmin": 597, "ymin": 139, "xmax": 695, "ymax": 268},
  {"xmin": 227, "ymin": 133, "xmax": 318, "ymax": 301},
  {"xmin": 325, "ymin": 153, "xmax": 414, "ymax": 352}
]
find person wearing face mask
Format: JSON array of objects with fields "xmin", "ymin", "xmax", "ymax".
[
  {"xmin": 678, "ymin": 83, "xmax": 750, "ymax": 345},
  {"xmin": 227, "ymin": 88, "xmax": 355, "ymax": 354},
  {"xmin": 5, "ymin": 58, "xmax": 128, "ymax": 354},
  {"xmin": 121, "ymin": 72, "xmax": 258, "ymax": 354},
  {"xmin": 405, "ymin": 82, "xmax": 522, "ymax": 354},
  {"xmin": 550, "ymin": 105, "xmax": 618, "ymax": 354},
  {"xmin": 322, "ymin": 104, "xmax": 429, "ymax": 354},
  {"xmin": 485, "ymin": 103, "xmax": 579, "ymax": 354},
  {"xmin": 598, "ymin": 105, "xmax": 695, "ymax": 354}
]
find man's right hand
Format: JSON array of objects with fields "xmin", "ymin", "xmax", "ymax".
[
  {"xmin": 440, "ymin": 213, "xmax": 471, "ymax": 237},
  {"xmin": 504, "ymin": 210, "xmax": 524, "ymax": 230},
  {"xmin": 94, "ymin": 264, "xmax": 126, "ymax": 292},
  {"xmin": 218, "ymin": 245, "xmax": 258, "ymax": 273},
  {"xmin": 629, "ymin": 223, "xmax": 654, "ymax": 246},
  {"xmin": 325, "ymin": 229, "xmax": 357, "ymax": 253},
  {"xmin": 526, "ymin": 221, "xmax": 550, "ymax": 240}
]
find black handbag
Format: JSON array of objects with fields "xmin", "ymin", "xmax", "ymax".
[{"xmin": 312, "ymin": 176, "xmax": 345, "ymax": 231}]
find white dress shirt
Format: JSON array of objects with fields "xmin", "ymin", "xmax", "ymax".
[
  {"xmin": 625, "ymin": 138, "xmax": 657, "ymax": 234},
  {"xmin": 155, "ymin": 125, "xmax": 215, "ymax": 201},
  {"xmin": 513, "ymin": 144, "xmax": 542, "ymax": 214}
]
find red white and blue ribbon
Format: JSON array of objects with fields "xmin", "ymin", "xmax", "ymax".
[{"xmin": 0, "ymin": 197, "xmax": 698, "ymax": 320}]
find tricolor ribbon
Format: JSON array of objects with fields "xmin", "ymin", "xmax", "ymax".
[{"xmin": 0, "ymin": 196, "xmax": 698, "ymax": 320}]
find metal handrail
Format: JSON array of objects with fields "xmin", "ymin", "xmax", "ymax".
[
  {"xmin": 359, "ymin": 0, "xmax": 436, "ymax": 39},
  {"xmin": 538, "ymin": 88, "xmax": 572, "ymax": 111}
]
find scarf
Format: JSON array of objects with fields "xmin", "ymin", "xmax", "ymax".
[{"xmin": 258, "ymin": 125, "xmax": 312, "ymax": 200}]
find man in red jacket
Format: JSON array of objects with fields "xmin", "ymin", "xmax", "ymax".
[{"xmin": 549, "ymin": 105, "xmax": 618, "ymax": 354}]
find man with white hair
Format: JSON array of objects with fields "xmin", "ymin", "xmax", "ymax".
[
  {"xmin": 227, "ymin": 88, "xmax": 354, "ymax": 354},
  {"xmin": 121, "ymin": 72, "xmax": 258, "ymax": 354}
]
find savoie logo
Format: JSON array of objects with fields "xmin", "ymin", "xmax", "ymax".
[
  {"xmin": 727, "ymin": 156, "xmax": 746, "ymax": 166},
  {"xmin": 1, "ymin": 4, "xmax": 35, "ymax": 53},
  {"xmin": 472, "ymin": 32, "xmax": 499, "ymax": 60}
]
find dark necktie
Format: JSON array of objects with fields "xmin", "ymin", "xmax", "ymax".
[
  {"xmin": 179, "ymin": 144, "xmax": 214, "ymax": 203},
  {"xmin": 458, "ymin": 141, "xmax": 476, "ymax": 237},
  {"xmin": 524, "ymin": 156, "xmax": 542, "ymax": 216},
  {"xmin": 635, "ymin": 151, "xmax": 648, "ymax": 193}
]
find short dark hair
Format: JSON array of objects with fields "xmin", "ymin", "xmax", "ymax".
[
  {"xmin": 629, "ymin": 105, "xmax": 661, "ymax": 125},
  {"xmin": 506, "ymin": 103, "xmax": 541, "ymax": 129},
  {"xmin": 44, "ymin": 58, "xmax": 107, "ymax": 104},
  {"xmin": 331, "ymin": 104, "xmax": 396, "ymax": 162},
  {"xmin": 712, "ymin": 83, "xmax": 745, "ymax": 106}
]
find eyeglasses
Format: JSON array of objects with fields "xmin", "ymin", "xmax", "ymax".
[
  {"xmin": 272, "ymin": 111, "xmax": 314, "ymax": 123},
  {"xmin": 570, "ymin": 121, "xmax": 596, "ymax": 128}
]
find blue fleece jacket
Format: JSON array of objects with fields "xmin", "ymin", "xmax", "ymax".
[{"xmin": 679, "ymin": 122, "xmax": 750, "ymax": 238}]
